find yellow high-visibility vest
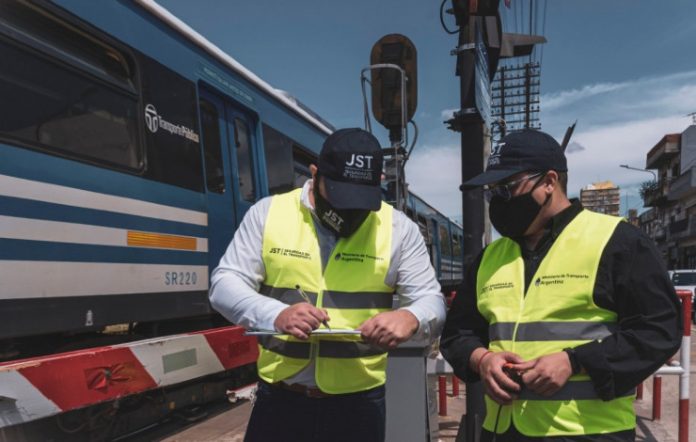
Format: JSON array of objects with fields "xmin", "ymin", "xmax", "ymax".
[
  {"xmin": 258, "ymin": 188, "xmax": 394, "ymax": 394},
  {"xmin": 477, "ymin": 210, "xmax": 635, "ymax": 436}
]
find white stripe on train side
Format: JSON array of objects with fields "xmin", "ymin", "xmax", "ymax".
[
  {"xmin": 0, "ymin": 174, "xmax": 207, "ymax": 226},
  {"xmin": 0, "ymin": 262, "xmax": 208, "ymax": 299}
]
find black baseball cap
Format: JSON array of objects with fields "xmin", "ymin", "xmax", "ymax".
[
  {"xmin": 318, "ymin": 128, "xmax": 383, "ymax": 210},
  {"xmin": 461, "ymin": 129, "xmax": 567, "ymax": 188}
]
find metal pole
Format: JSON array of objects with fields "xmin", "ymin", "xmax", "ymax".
[
  {"xmin": 524, "ymin": 63, "xmax": 531, "ymax": 129},
  {"xmin": 652, "ymin": 375, "xmax": 662, "ymax": 421},
  {"xmin": 678, "ymin": 292, "xmax": 691, "ymax": 442},
  {"xmin": 457, "ymin": 20, "xmax": 486, "ymax": 442},
  {"xmin": 619, "ymin": 164, "xmax": 657, "ymax": 181},
  {"xmin": 439, "ymin": 376, "xmax": 448, "ymax": 416},
  {"xmin": 500, "ymin": 66, "xmax": 506, "ymax": 137},
  {"xmin": 360, "ymin": 64, "xmax": 409, "ymax": 212}
]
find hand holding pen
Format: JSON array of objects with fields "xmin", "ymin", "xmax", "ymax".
[
  {"xmin": 296, "ymin": 285, "xmax": 331, "ymax": 330},
  {"xmin": 272, "ymin": 287, "xmax": 331, "ymax": 339}
]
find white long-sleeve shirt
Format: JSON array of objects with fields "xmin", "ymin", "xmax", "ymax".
[{"xmin": 210, "ymin": 181, "xmax": 446, "ymax": 384}]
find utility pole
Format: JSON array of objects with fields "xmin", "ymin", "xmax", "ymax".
[{"xmin": 444, "ymin": 1, "xmax": 498, "ymax": 440}]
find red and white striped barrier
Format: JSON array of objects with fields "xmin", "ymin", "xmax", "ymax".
[
  {"xmin": 0, "ymin": 326, "xmax": 258, "ymax": 428},
  {"xmin": 647, "ymin": 290, "xmax": 691, "ymax": 442}
]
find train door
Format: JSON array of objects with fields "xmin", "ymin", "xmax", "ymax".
[
  {"xmin": 198, "ymin": 87, "xmax": 259, "ymax": 268},
  {"xmin": 431, "ymin": 218, "xmax": 442, "ymax": 279},
  {"xmin": 438, "ymin": 222, "xmax": 453, "ymax": 283}
]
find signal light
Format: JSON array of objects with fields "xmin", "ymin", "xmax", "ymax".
[{"xmin": 369, "ymin": 34, "xmax": 417, "ymax": 140}]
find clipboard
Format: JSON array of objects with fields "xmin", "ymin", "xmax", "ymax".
[{"xmin": 244, "ymin": 329, "xmax": 362, "ymax": 336}]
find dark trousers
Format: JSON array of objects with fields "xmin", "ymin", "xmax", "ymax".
[
  {"xmin": 244, "ymin": 381, "xmax": 386, "ymax": 442},
  {"xmin": 481, "ymin": 427, "xmax": 636, "ymax": 442}
]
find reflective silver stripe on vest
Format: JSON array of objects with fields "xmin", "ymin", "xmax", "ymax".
[
  {"xmin": 319, "ymin": 341, "xmax": 387, "ymax": 358},
  {"xmin": 489, "ymin": 322, "xmax": 617, "ymax": 342},
  {"xmin": 260, "ymin": 285, "xmax": 318, "ymax": 305},
  {"xmin": 518, "ymin": 381, "xmax": 636, "ymax": 401},
  {"xmin": 257, "ymin": 337, "xmax": 386, "ymax": 359},
  {"xmin": 322, "ymin": 291, "xmax": 394, "ymax": 309},
  {"xmin": 257, "ymin": 336, "xmax": 311, "ymax": 359}
]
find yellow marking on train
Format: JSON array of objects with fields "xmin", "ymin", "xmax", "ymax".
[{"xmin": 127, "ymin": 231, "xmax": 197, "ymax": 250}]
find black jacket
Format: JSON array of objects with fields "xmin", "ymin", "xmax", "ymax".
[{"xmin": 440, "ymin": 201, "xmax": 683, "ymax": 401}]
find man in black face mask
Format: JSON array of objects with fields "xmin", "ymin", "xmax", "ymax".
[
  {"xmin": 210, "ymin": 128, "xmax": 445, "ymax": 442},
  {"xmin": 440, "ymin": 129, "xmax": 681, "ymax": 442}
]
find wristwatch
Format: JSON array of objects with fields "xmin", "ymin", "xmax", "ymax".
[{"xmin": 563, "ymin": 347, "xmax": 582, "ymax": 375}]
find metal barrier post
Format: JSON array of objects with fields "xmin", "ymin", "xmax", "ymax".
[
  {"xmin": 439, "ymin": 376, "xmax": 448, "ymax": 416},
  {"xmin": 652, "ymin": 375, "xmax": 662, "ymax": 421},
  {"xmin": 452, "ymin": 376, "xmax": 460, "ymax": 397},
  {"xmin": 677, "ymin": 291, "xmax": 691, "ymax": 442}
]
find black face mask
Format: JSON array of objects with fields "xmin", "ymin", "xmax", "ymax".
[
  {"xmin": 313, "ymin": 184, "xmax": 370, "ymax": 238},
  {"xmin": 489, "ymin": 183, "xmax": 550, "ymax": 238}
]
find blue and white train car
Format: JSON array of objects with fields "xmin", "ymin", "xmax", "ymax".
[
  {"xmin": 0, "ymin": 0, "xmax": 332, "ymax": 349},
  {"xmin": 0, "ymin": 0, "xmax": 465, "ymax": 360},
  {"xmin": 403, "ymin": 192, "xmax": 464, "ymax": 294}
]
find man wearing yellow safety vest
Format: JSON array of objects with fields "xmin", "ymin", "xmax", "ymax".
[
  {"xmin": 441, "ymin": 129, "xmax": 682, "ymax": 441},
  {"xmin": 210, "ymin": 128, "xmax": 446, "ymax": 442}
]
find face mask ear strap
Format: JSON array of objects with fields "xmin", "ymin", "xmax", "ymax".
[{"xmin": 530, "ymin": 172, "xmax": 554, "ymax": 206}]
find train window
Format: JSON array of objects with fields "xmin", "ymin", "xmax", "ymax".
[
  {"xmin": 452, "ymin": 233, "xmax": 462, "ymax": 257},
  {"xmin": 404, "ymin": 207, "xmax": 414, "ymax": 220},
  {"xmin": 199, "ymin": 99, "xmax": 225, "ymax": 193},
  {"xmin": 439, "ymin": 225, "xmax": 452, "ymax": 256},
  {"xmin": 139, "ymin": 55, "xmax": 202, "ymax": 192},
  {"xmin": 293, "ymin": 145, "xmax": 315, "ymax": 188},
  {"xmin": 0, "ymin": 8, "xmax": 140, "ymax": 169},
  {"xmin": 262, "ymin": 125, "xmax": 295, "ymax": 194},
  {"xmin": 0, "ymin": 1, "xmax": 135, "ymax": 92},
  {"xmin": 0, "ymin": 1, "xmax": 142, "ymax": 169},
  {"xmin": 234, "ymin": 118, "xmax": 255, "ymax": 201},
  {"xmin": 416, "ymin": 214, "xmax": 431, "ymax": 244}
]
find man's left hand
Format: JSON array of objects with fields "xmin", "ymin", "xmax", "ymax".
[
  {"xmin": 358, "ymin": 310, "xmax": 419, "ymax": 350},
  {"xmin": 511, "ymin": 351, "xmax": 573, "ymax": 397}
]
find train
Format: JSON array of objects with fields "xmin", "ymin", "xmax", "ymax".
[{"xmin": 0, "ymin": 0, "xmax": 464, "ymax": 436}]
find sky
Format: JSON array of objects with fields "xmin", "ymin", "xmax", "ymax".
[{"xmin": 158, "ymin": 0, "xmax": 696, "ymax": 220}]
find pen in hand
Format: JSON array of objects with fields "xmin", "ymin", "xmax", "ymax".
[{"xmin": 295, "ymin": 284, "xmax": 331, "ymax": 330}]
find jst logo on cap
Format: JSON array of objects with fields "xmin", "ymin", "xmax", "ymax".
[
  {"xmin": 345, "ymin": 154, "xmax": 374, "ymax": 169},
  {"xmin": 488, "ymin": 142, "xmax": 505, "ymax": 166}
]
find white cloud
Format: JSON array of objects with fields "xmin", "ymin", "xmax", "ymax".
[
  {"xmin": 566, "ymin": 115, "xmax": 687, "ymax": 198},
  {"xmin": 540, "ymin": 70, "xmax": 696, "ymax": 198},
  {"xmin": 543, "ymin": 82, "xmax": 627, "ymax": 111},
  {"xmin": 407, "ymin": 71, "xmax": 696, "ymax": 220},
  {"xmin": 440, "ymin": 108, "xmax": 457, "ymax": 121},
  {"xmin": 541, "ymin": 70, "xmax": 696, "ymax": 137},
  {"xmin": 406, "ymin": 144, "xmax": 462, "ymax": 218}
]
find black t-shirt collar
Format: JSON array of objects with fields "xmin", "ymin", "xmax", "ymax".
[{"xmin": 517, "ymin": 198, "xmax": 584, "ymax": 254}]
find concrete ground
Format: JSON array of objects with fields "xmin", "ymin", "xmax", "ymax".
[{"xmin": 157, "ymin": 382, "xmax": 692, "ymax": 442}]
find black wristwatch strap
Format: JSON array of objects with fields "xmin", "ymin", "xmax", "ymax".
[{"xmin": 564, "ymin": 347, "xmax": 582, "ymax": 375}]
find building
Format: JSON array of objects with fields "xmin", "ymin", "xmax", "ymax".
[
  {"xmin": 580, "ymin": 181, "xmax": 620, "ymax": 216},
  {"xmin": 627, "ymin": 208, "xmax": 639, "ymax": 227},
  {"xmin": 639, "ymin": 125, "xmax": 696, "ymax": 269}
]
